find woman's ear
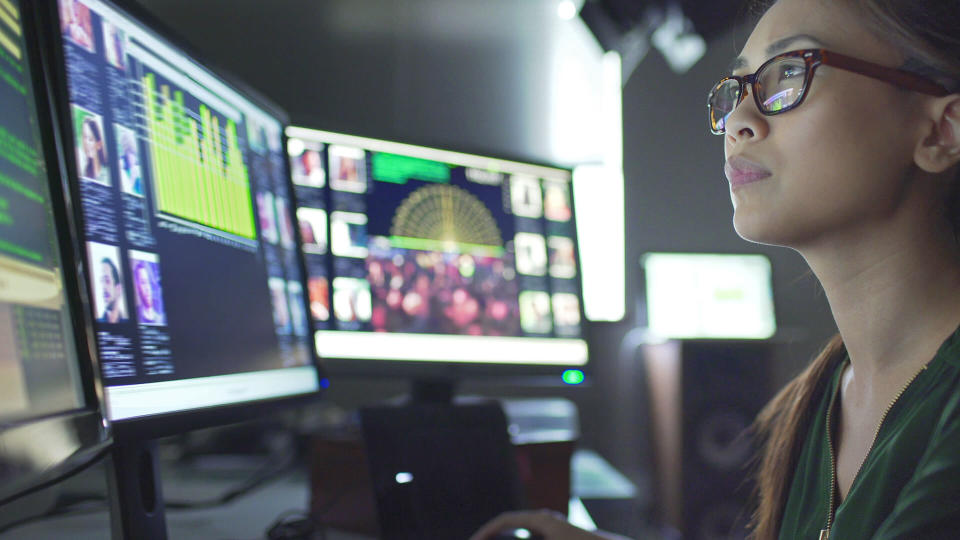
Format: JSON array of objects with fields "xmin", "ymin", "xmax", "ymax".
[{"xmin": 916, "ymin": 97, "xmax": 960, "ymax": 173}]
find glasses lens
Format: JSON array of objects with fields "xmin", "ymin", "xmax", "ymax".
[
  {"xmin": 756, "ymin": 57, "xmax": 806, "ymax": 113},
  {"xmin": 708, "ymin": 79, "xmax": 741, "ymax": 133}
]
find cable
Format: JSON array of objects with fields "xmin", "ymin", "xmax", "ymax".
[
  {"xmin": 0, "ymin": 495, "xmax": 108, "ymax": 535},
  {"xmin": 164, "ymin": 449, "xmax": 298, "ymax": 510},
  {"xmin": 0, "ymin": 441, "xmax": 112, "ymax": 510},
  {"xmin": 0, "ymin": 447, "xmax": 300, "ymax": 536}
]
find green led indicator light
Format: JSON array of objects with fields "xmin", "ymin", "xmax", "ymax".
[{"xmin": 562, "ymin": 370, "xmax": 584, "ymax": 385}]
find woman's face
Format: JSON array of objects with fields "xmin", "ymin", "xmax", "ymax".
[
  {"xmin": 724, "ymin": 0, "xmax": 929, "ymax": 248},
  {"xmin": 137, "ymin": 266, "xmax": 153, "ymax": 307},
  {"xmin": 100, "ymin": 262, "xmax": 117, "ymax": 304},
  {"xmin": 123, "ymin": 137, "xmax": 138, "ymax": 162},
  {"xmin": 82, "ymin": 122, "xmax": 100, "ymax": 161}
]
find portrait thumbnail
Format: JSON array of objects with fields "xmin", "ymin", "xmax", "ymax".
[
  {"xmin": 87, "ymin": 241, "xmax": 127, "ymax": 324},
  {"xmin": 510, "ymin": 174, "xmax": 543, "ymax": 219},
  {"xmin": 328, "ymin": 145, "xmax": 367, "ymax": 193},
  {"xmin": 128, "ymin": 250, "xmax": 167, "ymax": 326},
  {"xmin": 297, "ymin": 207, "xmax": 328, "ymax": 254},
  {"xmin": 308, "ymin": 275, "xmax": 330, "ymax": 322},
  {"xmin": 552, "ymin": 293, "xmax": 581, "ymax": 329},
  {"xmin": 60, "ymin": 0, "xmax": 94, "ymax": 53},
  {"xmin": 276, "ymin": 196, "xmax": 296, "ymax": 249},
  {"xmin": 256, "ymin": 192, "xmax": 279, "ymax": 245},
  {"xmin": 333, "ymin": 277, "xmax": 372, "ymax": 323},
  {"xmin": 514, "ymin": 232, "xmax": 547, "ymax": 276},
  {"xmin": 543, "ymin": 180, "xmax": 572, "ymax": 222},
  {"xmin": 102, "ymin": 19, "xmax": 126, "ymax": 70},
  {"xmin": 115, "ymin": 124, "xmax": 143, "ymax": 196},
  {"xmin": 73, "ymin": 106, "xmax": 110, "ymax": 186},
  {"xmin": 330, "ymin": 211, "xmax": 368, "ymax": 258},
  {"xmin": 518, "ymin": 290, "xmax": 552, "ymax": 334},
  {"xmin": 548, "ymin": 236, "xmax": 577, "ymax": 279},
  {"xmin": 287, "ymin": 280, "xmax": 309, "ymax": 337},
  {"xmin": 268, "ymin": 277, "xmax": 292, "ymax": 335},
  {"xmin": 291, "ymin": 146, "xmax": 326, "ymax": 188}
]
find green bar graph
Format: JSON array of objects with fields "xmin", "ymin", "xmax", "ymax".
[{"xmin": 141, "ymin": 72, "xmax": 255, "ymax": 239}]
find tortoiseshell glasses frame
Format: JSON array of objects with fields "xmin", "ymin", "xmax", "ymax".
[{"xmin": 708, "ymin": 48, "xmax": 950, "ymax": 135}]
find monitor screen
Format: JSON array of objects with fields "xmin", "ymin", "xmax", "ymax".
[
  {"xmin": 286, "ymin": 127, "xmax": 588, "ymax": 368},
  {"xmin": 0, "ymin": 0, "xmax": 85, "ymax": 425},
  {"xmin": 52, "ymin": 0, "xmax": 319, "ymax": 421},
  {"xmin": 641, "ymin": 252, "xmax": 777, "ymax": 340}
]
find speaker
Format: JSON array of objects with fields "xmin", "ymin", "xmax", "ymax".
[{"xmin": 643, "ymin": 340, "xmax": 774, "ymax": 540}]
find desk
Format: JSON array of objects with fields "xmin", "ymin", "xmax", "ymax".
[{"xmin": 1, "ymin": 450, "xmax": 639, "ymax": 539}]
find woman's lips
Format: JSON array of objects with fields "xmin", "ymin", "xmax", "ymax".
[{"xmin": 725, "ymin": 156, "xmax": 772, "ymax": 188}]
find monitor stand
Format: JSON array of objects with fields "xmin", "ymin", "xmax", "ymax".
[
  {"xmin": 410, "ymin": 377, "xmax": 458, "ymax": 404},
  {"xmin": 106, "ymin": 438, "xmax": 168, "ymax": 540}
]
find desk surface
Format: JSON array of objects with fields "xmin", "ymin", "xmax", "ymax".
[{"xmin": 0, "ymin": 449, "xmax": 638, "ymax": 539}]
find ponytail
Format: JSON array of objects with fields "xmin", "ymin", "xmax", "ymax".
[{"xmin": 747, "ymin": 334, "xmax": 846, "ymax": 540}]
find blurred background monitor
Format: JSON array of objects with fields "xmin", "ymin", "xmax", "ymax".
[
  {"xmin": 43, "ymin": 0, "xmax": 323, "ymax": 430},
  {"xmin": 0, "ymin": 0, "xmax": 108, "ymax": 505},
  {"xmin": 286, "ymin": 126, "xmax": 589, "ymax": 391},
  {"xmin": 640, "ymin": 252, "xmax": 776, "ymax": 340}
]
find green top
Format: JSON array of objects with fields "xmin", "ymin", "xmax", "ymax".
[{"xmin": 779, "ymin": 327, "xmax": 960, "ymax": 539}]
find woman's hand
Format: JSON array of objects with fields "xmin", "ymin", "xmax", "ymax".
[{"xmin": 469, "ymin": 510, "xmax": 630, "ymax": 540}]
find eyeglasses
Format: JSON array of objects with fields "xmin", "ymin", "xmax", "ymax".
[{"xmin": 707, "ymin": 48, "xmax": 950, "ymax": 135}]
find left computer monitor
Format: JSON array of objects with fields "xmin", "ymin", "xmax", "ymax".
[
  {"xmin": 40, "ymin": 0, "xmax": 322, "ymax": 430},
  {"xmin": 0, "ymin": 0, "xmax": 109, "ymax": 505}
]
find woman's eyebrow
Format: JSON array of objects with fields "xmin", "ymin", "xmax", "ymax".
[{"xmin": 728, "ymin": 33, "xmax": 828, "ymax": 72}]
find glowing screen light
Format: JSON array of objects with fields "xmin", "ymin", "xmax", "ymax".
[
  {"xmin": 562, "ymin": 369, "xmax": 585, "ymax": 385},
  {"xmin": 557, "ymin": 0, "xmax": 577, "ymax": 20},
  {"xmin": 642, "ymin": 253, "xmax": 777, "ymax": 340}
]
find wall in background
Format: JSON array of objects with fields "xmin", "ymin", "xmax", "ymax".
[
  {"xmin": 131, "ymin": 0, "xmax": 836, "ymax": 495},
  {"xmin": 132, "ymin": 0, "xmax": 611, "ymax": 164}
]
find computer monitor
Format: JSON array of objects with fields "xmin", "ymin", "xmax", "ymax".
[
  {"xmin": 286, "ymin": 127, "xmax": 589, "ymax": 393},
  {"xmin": 0, "ymin": 0, "xmax": 108, "ymax": 506},
  {"xmin": 640, "ymin": 252, "xmax": 777, "ymax": 340},
  {"xmin": 38, "ymin": 0, "xmax": 326, "ymax": 536},
  {"xmin": 42, "ymin": 0, "xmax": 322, "ymax": 430}
]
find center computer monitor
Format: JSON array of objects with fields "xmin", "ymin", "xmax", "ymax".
[
  {"xmin": 41, "ymin": 0, "xmax": 322, "ymax": 429},
  {"xmin": 285, "ymin": 127, "xmax": 589, "ymax": 388},
  {"xmin": 0, "ymin": 0, "xmax": 108, "ymax": 506}
]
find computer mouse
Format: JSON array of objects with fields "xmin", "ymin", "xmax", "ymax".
[{"xmin": 489, "ymin": 528, "xmax": 545, "ymax": 540}]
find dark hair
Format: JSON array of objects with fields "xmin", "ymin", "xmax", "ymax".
[
  {"xmin": 749, "ymin": 334, "xmax": 845, "ymax": 539},
  {"xmin": 101, "ymin": 257, "xmax": 119, "ymax": 285},
  {"xmin": 83, "ymin": 117, "xmax": 106, "ymax": 165},
  {"xmin": 134, "ymin": 259, "xmax": 152, "ymax": 282},
  {"xmin": 745, "ymin": 2, "xmax": 960, "ymax": 539}
]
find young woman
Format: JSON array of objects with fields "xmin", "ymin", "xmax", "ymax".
[
  {"xmin": 472, "ymin": 0, "xmax": 960, "ymax": 538},
  {"xmin": 133, "ymin": 262, "xmax": 163, "ymax": 325},
  {"xmin": 80, "ymin": 117, "xmax": 107, "ymax": 183}
]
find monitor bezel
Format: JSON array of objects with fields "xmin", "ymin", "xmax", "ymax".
[
  {"xmin": 34, "ymin": 0, "xmax": 326, "ymax": 438},
  {"xmin": 285, "ymin": 126, "xmax": 591, "ymax": 388},
  {"xmin": 0, "ymin": 0, "xmax": 110, "ymax": 506}
]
